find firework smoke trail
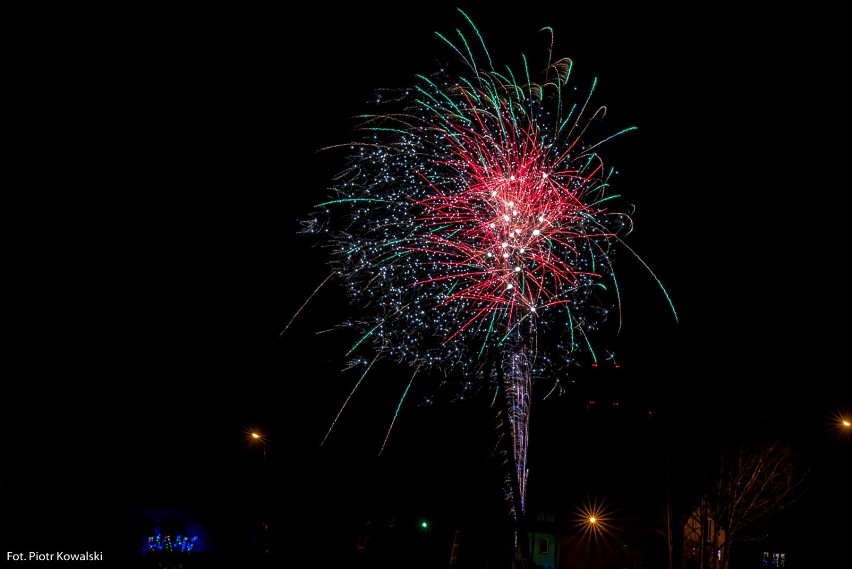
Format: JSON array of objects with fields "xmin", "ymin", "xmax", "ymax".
[{"xmin": 301, "ymin": 8, "xmax": 676, "ymax": 542}]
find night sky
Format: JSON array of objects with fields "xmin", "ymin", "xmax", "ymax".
[{"xmin": 4, "ymin": 3, "xmax": 850, "ymax": 568}]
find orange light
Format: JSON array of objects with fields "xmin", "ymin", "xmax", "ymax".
[{"xmin": 574, "ymin": 496, "xmax": 613, "ymax": 541}]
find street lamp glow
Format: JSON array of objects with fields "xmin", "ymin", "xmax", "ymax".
[
  {"xmin": 243, "ymin": 426, "xmax": 271, "ymax": 554},
  {"xmin": 245, "ymin": 428, "xmax": 269, "ymax": 467},
  {"xmin": 828, "ymin": 411, "xmax": 852, "ymax": 445},
  {"xmin": 574, "ymin": 496, "xmax": 614, "ymax": 541},
  {"xmin": 575, "ymin": 498, "xmax": 614, "ymax": 569}
]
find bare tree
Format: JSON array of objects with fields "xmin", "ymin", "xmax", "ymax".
[
  {"xmin": 700, "ymin": 440, "xmax": 809, "ymax": 569},
  {"xmin": 655, "ymin": 460, "xmax": 676, "ymax": 569}
]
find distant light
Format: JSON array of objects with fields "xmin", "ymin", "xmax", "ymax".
[
  {"xmin": 251, "ymin": 432, "xmax": 261, "ymax": 440},
  {"xmin": 843, "ymin": 419, "xmax": 851, "ymax": 428},
  {"xmin": 575, "ymin": 496, "xmax": 612, "ymax": 539}
]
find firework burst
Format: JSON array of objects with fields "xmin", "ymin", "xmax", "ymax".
[{"xmin": 297, "ymin": 8, "xmax": 676, "ymax": 542}]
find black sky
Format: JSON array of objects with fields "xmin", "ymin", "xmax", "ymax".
[{"xmin": 4, "ymin": 2, "xmax": 850, "ymax": 567}]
